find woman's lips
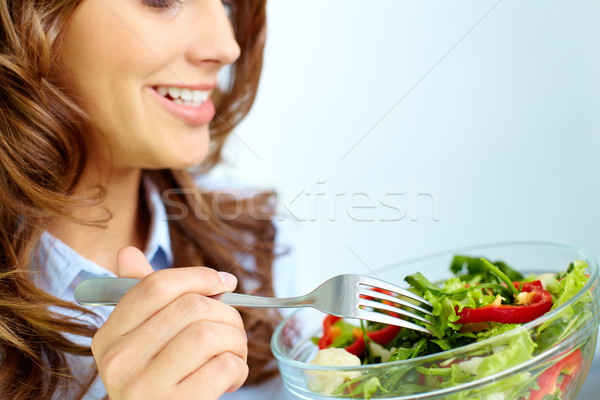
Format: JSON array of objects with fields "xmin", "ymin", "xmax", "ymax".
[{"xmin": 148, "ymin": 86, "xmax": 216, "ymax": 126}]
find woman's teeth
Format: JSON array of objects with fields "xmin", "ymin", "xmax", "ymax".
[{"xmin": 155, "ymin": 86, "xmax": 209, "ymax": 106}]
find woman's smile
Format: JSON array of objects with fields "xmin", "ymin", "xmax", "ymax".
[{"xmin": 148, "ymin": 84, "xmax": 216, "ymax": 126}]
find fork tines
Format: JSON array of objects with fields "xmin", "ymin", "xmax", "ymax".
[
  {"xmin": 358, "ymin": 308, "xmax": 434, "ymax": 335},
  {"xmin": 358, "ymin": 299, "xmax": 432, "ymax": 325},
  {"xmin": 357, "ymin": 287, "xmax": 433, "ymax": 316},
  {"xmin": 357, "ymin": 275, "xmax": 432, "ymax": 306},
  {"xmin": 356, "ymin": 275, "xmax": 434, "ymax": 334}
]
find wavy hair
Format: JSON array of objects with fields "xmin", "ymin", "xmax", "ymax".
[{"xmin": 0, "ymin": 0, "xmax": 276, "ymax": 399}]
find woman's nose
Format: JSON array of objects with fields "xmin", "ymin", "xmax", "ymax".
[{"xmin": 187, "ymin": 0, "xmax": 241, "ymax": 68}]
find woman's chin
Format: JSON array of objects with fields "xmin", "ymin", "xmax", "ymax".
[
  {"xmin": 156, "ymin": 152, "xmax": 209, "ymax": 170},
  {"xmin": 164, "ymin": 130, "xmax": 211, "ymax": 170}
]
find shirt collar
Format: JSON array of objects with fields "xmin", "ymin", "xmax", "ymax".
[
  {"xmin": 34, "ymin": 174, "xmax": 173, "ymax": 298},
  {"xmin": 142, "ymin": 173, "xmax": 173, "ymax": 268}
]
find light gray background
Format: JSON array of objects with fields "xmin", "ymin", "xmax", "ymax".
[{"xmin": 213, "ymin": 1, "xmax": 600, "ymax": 398}]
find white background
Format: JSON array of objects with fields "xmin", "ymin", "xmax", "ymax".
[{"xmin": 213, "ymin": 1, "xmax": 600, "ymax": 398}]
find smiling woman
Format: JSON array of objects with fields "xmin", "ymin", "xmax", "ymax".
[
  {"xmin": 55, "ymin": 0, "xmax": 242, "ymax": 170},
  {"xmin": 0, "ymin": 1, "xmax": 280, "ymax": 399}
]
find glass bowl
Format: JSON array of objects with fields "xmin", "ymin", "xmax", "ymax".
[{"xmin": 271, "ymin": 242, "xmax": 600, "ymax": 399}]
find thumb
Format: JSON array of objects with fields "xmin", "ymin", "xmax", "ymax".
[{"xmin": 116, "ymin": 246, "xmax": 154, "ymax": 279}]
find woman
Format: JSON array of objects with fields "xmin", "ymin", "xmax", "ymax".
[{"xmin": 0, "ymin": 0, "xmax": 286, "ymax": 399}]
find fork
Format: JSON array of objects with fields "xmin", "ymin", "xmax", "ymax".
[{"xmin": 74, "ymin": 274, "xmax": 434, "ymax": 335}]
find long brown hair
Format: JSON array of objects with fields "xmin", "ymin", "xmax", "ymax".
[{"xmin": 0, "ymin": 0, "xmax": 276, "ymax": 399}]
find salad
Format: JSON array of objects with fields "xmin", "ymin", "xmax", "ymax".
[{"xmin": 309, "ymin": 256, "xmax": 592, "ymax": 399}]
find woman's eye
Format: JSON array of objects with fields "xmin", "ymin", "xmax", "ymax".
[
  {"xmin": 141, "ymin": 0, "xmax": 183, "ymax": 10},
  {"xmin": 222, "ymin": 0, "xmax": 232, "ymax": 14}
]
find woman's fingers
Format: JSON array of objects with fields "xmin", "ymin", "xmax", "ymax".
[
  {"xmin": 99, "ymin": 264, "xmax": 237, "ymax": 338},
  {"xmin": 144, "ymin": 320, "xmax": 247, "ymax": 385},
  {"xmin": 174, "ymin": 353, "xmax": 249, "ymax": 399},
  {"xmin": 96, "ymin": 294, "xmax": 244, "ymax": 367},
  {"xmin": 116, "ymin": 246, "xmax": 154, "ymax": 279},
  {"xmin": 101, "ymin": 322, "xmax": 248, "ymax": 399},
  {"xmin": 91, "ymin": 247, "xmax": 249, "ymax": 400}
]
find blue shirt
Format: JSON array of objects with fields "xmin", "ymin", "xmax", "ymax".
[{"xmin": 32, "ymin": 176, "xmax": 296, "ymax": 400}]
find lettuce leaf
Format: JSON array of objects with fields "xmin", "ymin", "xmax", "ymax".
[
  {"xmin": 545, "ymin": 260, "xmax": 589, "ymax": 308},
  {"xmin": 450, "ymin": 255, "xmax": 525, "ymax": 282},
  {"xmin": 536, "ymin": 260, "xmax": 590, "ymax": 352},
  {"xmin": 330, "ymin": 320, "xmax": 359, "ymax": 348},
  {"xmin": 406, "ymin": 272, "xmax": 496, "ymax": 340},
  {"xmin": 364, "ymin": 377, "xmax": 386, "ymax": 400},
  {"xmin": 476, "ymin": 322, "xmax": 520, "ymax": 341},
  {"xmin": 477, "ymin": 330, "xmax": 537, "ymax": 376}
]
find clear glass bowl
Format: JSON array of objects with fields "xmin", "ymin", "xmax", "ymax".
[{"xmin": 271, "ymin": 242, "xmax": 600, "ymax": 399}]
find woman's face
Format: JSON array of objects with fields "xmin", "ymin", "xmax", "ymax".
[{"xmin": 57, "ymin": 0, "xmax": 240, "ymax": 170}]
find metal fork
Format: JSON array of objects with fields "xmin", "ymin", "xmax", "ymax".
[{"xmin": 74, "ymin": 274, "xmax": 434, "ymax": 335}]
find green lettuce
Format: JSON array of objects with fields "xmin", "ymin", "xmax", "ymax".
[
  {"xmin": 546, "ymin": 260, "xmax": 589, "ymax": 308},
  {"xmin": 536, "ymin": 260, "xmax": 590, "ymax": 353},
  {"xmin": 477, "ymin": 330, "xmax": 537, "ymax": 376},
  {"xmin": 476, "ymin": 322, "xmax": 520, "ymax": 341}
]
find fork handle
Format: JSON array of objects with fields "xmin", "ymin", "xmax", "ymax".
[
  {"xmin": 74, "ymin": 277, "xmax": 313, "ymax": 308},
  {"xmin": 74, "ymin": 277, "xmax": 140, "ymax": 306},
  {"xmin": 217, "ymin": 292, "xmax": 313, "ymax": 308}
]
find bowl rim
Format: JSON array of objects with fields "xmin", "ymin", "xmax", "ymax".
[{"xmin": 271, "ymin": 240, "xmax": 600, "ymax": 375}]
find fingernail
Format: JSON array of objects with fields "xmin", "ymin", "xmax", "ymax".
[{"xmin": 218, "ymin": 271, "xmax": 237, "ymax": 287}]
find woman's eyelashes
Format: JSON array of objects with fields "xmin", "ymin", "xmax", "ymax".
[
  {"xmin": 222, "ymin": 1, "xmax": 233, "ymax": 17},
  {"xmin": 141, "ymin": 0, "xmax": 232, "ymax": 16},
  {"xmin": 141, "ymin": 0, "xmax": 183, "ymax": 11}
]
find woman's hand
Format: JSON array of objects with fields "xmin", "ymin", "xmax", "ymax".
[{"xmin": 92, "ymin": 247, "xmax": 248, "ymax": 400}]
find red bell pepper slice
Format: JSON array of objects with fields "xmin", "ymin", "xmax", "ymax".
[
  {"xmin": 528, "ymin": 349, "xmax": 583, "ymax": 400},
  {"xmin": 457, "ymin": 283, "xmax": 552, "ymax": 324},
  {"xmin": 343, "ymin": 322, "xmax": 402, "ymax": 357},
  {"xmin": 513, "ymin": 280, "xmax": 543, "ymax": 292},
  {"xmin": 318, "ymin": 315, "xmax": 342, "ymax": 349},
  {"xmin": 343, "ymin": 288, "xmax": 402, "ymax": 356}
]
